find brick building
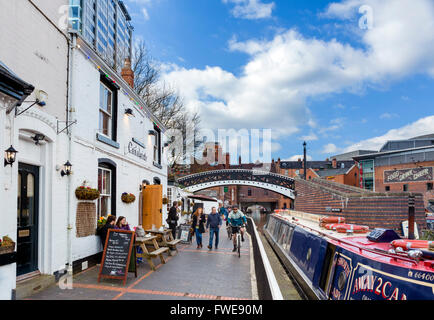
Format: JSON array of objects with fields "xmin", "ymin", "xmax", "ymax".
[{"xmin": 353, "ymin": 135, "xmax": 434, "ymax": 209}]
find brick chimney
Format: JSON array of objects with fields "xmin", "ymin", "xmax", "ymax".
[
  {"xmin": 121, "ymin": 58, "xmax": 134, "ymax": 89},
  {"xmin": 332, "ymin": 158, "xmax": 337, "ymax": 169},
  {"xmin": 225, "ymin": 153, "xmax": 230, "ymax": 168},
  {"xmin": 239, "ymin": 156, "xmax": 242, "ymax": 165}
]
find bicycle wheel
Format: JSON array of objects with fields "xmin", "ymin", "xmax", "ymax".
[
  {"xmin": 237, "ymin": 234, "xmax": 241, "ymax": 258},
  {"xmin": 227, "ymin": 226, "xmax": 232, "ymax": 240}
]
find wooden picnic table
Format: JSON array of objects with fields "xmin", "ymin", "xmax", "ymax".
[
  {"xmin": 145, "ymin": 229, "xmax": 182, "ymax": 255},
  {"xmin": 135, "ymin": 235, "xmax": 169, "ymax": 271}
]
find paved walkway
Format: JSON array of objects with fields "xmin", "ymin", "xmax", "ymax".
[{"xmin": 26, "ymin": 230, "xmax": 255, "ymax": 300}]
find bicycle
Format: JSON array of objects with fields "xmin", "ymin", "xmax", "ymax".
[{"xmin": 231, "ymin": 226, "xmax": 243, "ymax": 258}]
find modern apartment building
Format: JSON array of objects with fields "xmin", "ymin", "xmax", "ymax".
[{"xmin": 69, "ymin": 0, "xmax": 133, "ymax": 73}]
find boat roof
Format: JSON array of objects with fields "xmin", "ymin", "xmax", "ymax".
[{"xmin": 273, "ymin": 210, "xmax": 434, "ymax": 271}]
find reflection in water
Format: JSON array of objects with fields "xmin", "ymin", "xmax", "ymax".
[{"xmin": 251, "ymin": 207, "xmax": 268, "ymax": 233}]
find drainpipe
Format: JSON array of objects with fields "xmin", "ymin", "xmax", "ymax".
[{"xmin": 66, "ymin": 33, "xmax": 76, "ymax": 276}]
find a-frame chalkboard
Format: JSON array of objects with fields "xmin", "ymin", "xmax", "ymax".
[{"xmin": 98, "ymin": 229, "xmax": 136, "ymax": 286}]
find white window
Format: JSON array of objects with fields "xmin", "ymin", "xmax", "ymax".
[
  {"xmin": 167, "ymin": 187, "xmax": 173, "ymax": 206},
  {"xmin": 99, "ymin": 82, "xmax": 113, "ymax": 137},
  {"xmin": 98, "ymin": 167, "xmax": 112, "ymax": 217}
]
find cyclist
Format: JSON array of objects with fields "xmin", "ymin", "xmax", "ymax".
[{"xmin": 227, "ymin": 205, "xmax": 247, "ymax": 252}]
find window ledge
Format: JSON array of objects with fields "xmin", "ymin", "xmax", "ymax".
[
  {"xmin": 96, "ymin": 133, "xmax": 120, "ymax": 149},
  {"xmin": 153, "ymin": 161, "xmax": 163, "ymax": 169}
]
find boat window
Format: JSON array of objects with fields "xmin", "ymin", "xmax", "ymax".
[
  {"xmin": 319, "ymin": 243, "xmax": 336, "ymax": 294},
  {"xmin": 278, "ymin": 224, "xmax": 288, "ymax": 246},
  {"xmin": 273, "ymin": 221, "xmax": 282, "ymax": 239},
  {"xmin": 285, "ymin": 226, "xmax": 294, "ymax": 252},
  {"xmin": 267, "ymin": 218, "xmax": 276, "ymax": 235}
]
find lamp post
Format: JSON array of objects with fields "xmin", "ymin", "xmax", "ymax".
[{"xmin": 303, "ymin": 141, "xmax": 307, "ymax": 180}]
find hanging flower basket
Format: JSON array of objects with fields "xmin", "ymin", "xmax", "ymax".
[
  {"xmin": 178, "ymin": 201, "xmax": 183, "ymax": 206},
  {"xmin": 75, "ymin": 186, "xmax": 100, "ymax": 201},
  {"xmin": 121, "ymin": 193, "xmax": 136, "ymax": 204},
  {"xmin": 162, "ymin": 197, "xmax": 168, "ymax": 205},
  {"xmin": 0, "ymin": 236, "xmax": 15, "ymax": 255}
]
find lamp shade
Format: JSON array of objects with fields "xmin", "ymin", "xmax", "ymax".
[{"xmin": 4, "ymin": 145, "xmax": 18, "ymax": 166}]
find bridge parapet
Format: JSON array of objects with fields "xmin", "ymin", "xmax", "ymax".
[{"xmin": 177, "ymin": 169, "xmax": 295, "ymax": 199}]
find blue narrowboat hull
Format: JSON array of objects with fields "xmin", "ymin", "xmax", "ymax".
[{"xmin": 264, "ymin": 215, "xmax": 434, "ymax": 300}]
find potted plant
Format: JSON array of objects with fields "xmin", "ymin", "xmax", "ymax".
[
  {"xmin": 75, "ymin": 185, "xmax": 100, "ymax": 201},
  {"xmin": 0, "ymin": 236, "xmax": 15, "ymax": 255},
  {"xmin": 121, "ymin": 192, "xmax": 136, "ymax": 204}
]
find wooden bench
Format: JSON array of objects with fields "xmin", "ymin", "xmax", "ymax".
[
  {"xmin": 136, "ymin": 236, "xmax": 169, "ymax": 271},
  {"xmin": 166, "ymin": 239, "xmax": 181, "ymax": 254}
]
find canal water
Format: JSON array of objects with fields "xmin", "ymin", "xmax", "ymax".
[{"xmin": 249, "ymin": 206, "xmax": 268, "ymax": 232}]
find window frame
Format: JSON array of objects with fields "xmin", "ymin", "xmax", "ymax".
[{"xmin": 97, "ymin": 167, "xmax": 112, "ymax": 218}]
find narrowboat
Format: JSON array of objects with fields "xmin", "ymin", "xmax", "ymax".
[{"xmin": 263, "ymin": 210, "xmax": 434, "ymax": 300}]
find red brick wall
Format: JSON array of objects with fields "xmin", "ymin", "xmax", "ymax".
[
  {"xmin": 294, "ymin": 178, "xmax": 427, "ymax": 235},
  {"xmin": 374, "ymin": 162, "xmax": 434, "ymax": 207}
]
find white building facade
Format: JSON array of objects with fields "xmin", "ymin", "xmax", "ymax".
[{"xmin": 0, "ymin": 0, "xmax": 167, "ymax": 300}]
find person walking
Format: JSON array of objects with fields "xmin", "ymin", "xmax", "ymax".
[
  {"xmin": 192, "ymin": 207, "xmax": 206, "ymax": 249},
  {"xmin": 218, "ymin": 203, "xmax": 228, "ymax": 224},
  {"xmin": 167, "ymin": 201, "xmax": 179, "ymax": 240},
  {"xmin": 207, "ymin": 207, "xmax": 222, "ymax": 250}
]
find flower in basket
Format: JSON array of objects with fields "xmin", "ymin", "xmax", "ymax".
[
  {"xmin": 121, "ymin": 192, "xmax": 136, "ymax": 204},
  {"xmin": 0, "ymin": 235, "xmax": 15, "ymax": 254},
  {"xmin": 75, "ymin": 185, "xmax": 100, "ymax": 200},
  {"xmin": 162, "ymin": 197, "xmax": 168, "ymax": 205}
]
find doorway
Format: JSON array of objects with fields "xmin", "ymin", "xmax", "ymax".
[{"xmin": 17, "ymin": 163, "xmax": 39, "ymax": 276}]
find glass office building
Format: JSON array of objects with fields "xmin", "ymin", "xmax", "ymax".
[{"xmin": 69, "ymin": 0, "xmax": 133, "ymax": 73}]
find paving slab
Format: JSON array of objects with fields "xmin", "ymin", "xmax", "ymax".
[{"xmin": 26, "ymin": 230, "xmax": 254, "ymax": 301}]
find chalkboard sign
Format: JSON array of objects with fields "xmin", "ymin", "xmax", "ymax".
[
  {"xmin": 98, "ymin": 229, "xmax": 135, "ymax": 286},
  {"xmin": 178, "ymin": 224, "xmax": 192, "ymax": 244}
]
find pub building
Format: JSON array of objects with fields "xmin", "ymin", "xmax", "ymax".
[
  {"xmin": 0, "ymin": 1, "xmax": 168, "ymax": 300},
  {"xmin": 353, "ymin": 135, "xmax": 434, "ymax": 209}
]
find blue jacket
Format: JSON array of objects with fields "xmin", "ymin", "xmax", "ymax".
[
  {"xmin": 206, "ymin": 213, "xmax": 222, "ymax": 229},
  {"xmin": 228, "ymin": 211, "xmax": 247, "ymax": 227},
  {"xmin": 219, "ymin": 207, "xmax": 228, "ymax": 219}
]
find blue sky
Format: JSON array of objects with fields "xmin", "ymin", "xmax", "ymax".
[{"xmin": 125, "ymin": 0, "xmax": 434, "ymax": 163}]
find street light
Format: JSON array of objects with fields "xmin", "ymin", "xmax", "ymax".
[{"xmin": 4, "ymin": 145, "xmax": 18, "ymax": 167}]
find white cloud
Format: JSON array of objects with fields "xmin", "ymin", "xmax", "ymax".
[
  {"xmin": 223, "ymin": 0, "xmax": 275, "ymax": 20},
  {"xmin": 284, "ymin": 155, "xmax": 313, "ymax": 161},
  {"xmin": 379, "ymin": 112, "xmax": 399, "ymax": 120},
  {"xmin": 322, "ymin": 143, "xmax": 341, "ymax": 154},
  {"xmin": 161, "ymin": 0, "xmax": 434, "ymax": 155},
  {"xmin": 343, "ymin": 115, "xmax": 434, "ymax": 152},
  {"xmin": 142, "ymin": 8, "xmax": 150, "ymax": 20}
]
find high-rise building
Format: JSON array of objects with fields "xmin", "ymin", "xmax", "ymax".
[{"xmin": 69, "ymin": 0, "xmax": 133, "ymax": 73}]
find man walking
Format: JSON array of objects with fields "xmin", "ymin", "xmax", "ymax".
[
  {"xmin": 167, "ymin": 201, "xmax": 179, "ymax": 240},
  {"xmin": 207, "ymin": 207, "xmax": 222, "ymax": 250}
]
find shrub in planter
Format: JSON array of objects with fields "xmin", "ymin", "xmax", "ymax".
[
  {"xmin": 75, "ymin": 186, "xmax": 100, "ymax": 201},
  {"xmin": 0, "ymin": 235, "xmax": 15, "ymax": 254},
  {"xmin": 121, "ymin": 193, "xmax": 136, "ymax": 204}
]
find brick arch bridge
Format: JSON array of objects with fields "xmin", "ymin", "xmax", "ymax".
[{"xmin": 177, "ymin": 169, "xmax": 296, "ymax": 199}]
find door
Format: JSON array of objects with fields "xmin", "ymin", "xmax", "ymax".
[
  {"xmin": 17, "ymin": 163, "xmax": 39, "ymax": 276},
  {"xmin": 142, "ymin": 185, "xmax": 163, "ymax": 230}
]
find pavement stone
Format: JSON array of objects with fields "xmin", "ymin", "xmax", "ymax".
[{"xmin": 26, "ymin": 230, "xmax": 253, "ymax": 301}]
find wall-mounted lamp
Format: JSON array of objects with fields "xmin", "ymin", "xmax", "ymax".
[
  {"xmin": 4, "ymin": 145, "xmax": 18, "ymax": 167},
  {"xmin": 148, "ymin": 130, "xmax": 157, "ymax": 136},
  {"xmin": 32, "ymin": 134, "xmax": 46, "ymax": 145},
  {"xmin": 125, "ymin": 108, "xmax": 134, "ymax": 117},
  {"xmin": 61, "ymin": 161, "xmax": 72, "ymax": 177},
  {"xmin": 15, "ymin": 90, "xmax": 48, "ymax": 117}
]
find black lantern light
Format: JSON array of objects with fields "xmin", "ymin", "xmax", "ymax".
[
  {"xmin": 4, "ymin": 145, "xmax": 18, "ymax": 167},
  {"xmin": 125, "ymin": 108, "xmax": 134, "ymax": 117},
  {"xmin": 61, "ymin": 161, "xmax": 72, "ymax": 177}
]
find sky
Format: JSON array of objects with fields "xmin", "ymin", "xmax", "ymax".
[{"xmin": 124, "ymin": 0, "xmax": 434, "ymax": 163}]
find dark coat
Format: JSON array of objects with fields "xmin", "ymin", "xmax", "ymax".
[
  {"xmin": 206, "ymin": 213, "xmax": 222, "ymax": 229},
  {"xmin": 168, "ymin": 206, "xmax": 179, "ymax": 226},
  {"xmin": 191, "ymin": 214, "xmax": 206, "ymax": 234},
  {"xmin": 98, "ymin": 223, "xmax": 115, "ymax": 247}
]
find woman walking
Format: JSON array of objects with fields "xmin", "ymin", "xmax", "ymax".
[{"xmin": 192, "ymin": 207, "xmax": 206, "ymax": 249}]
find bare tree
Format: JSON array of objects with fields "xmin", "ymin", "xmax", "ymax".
[{"xmin": 132, "ymin": 40, "xmax": 203, "ymax": 169}]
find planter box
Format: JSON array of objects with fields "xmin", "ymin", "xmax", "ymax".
[{"xmin": 0, "ymin": 252, "xmax": 17, "ymax": 267}]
